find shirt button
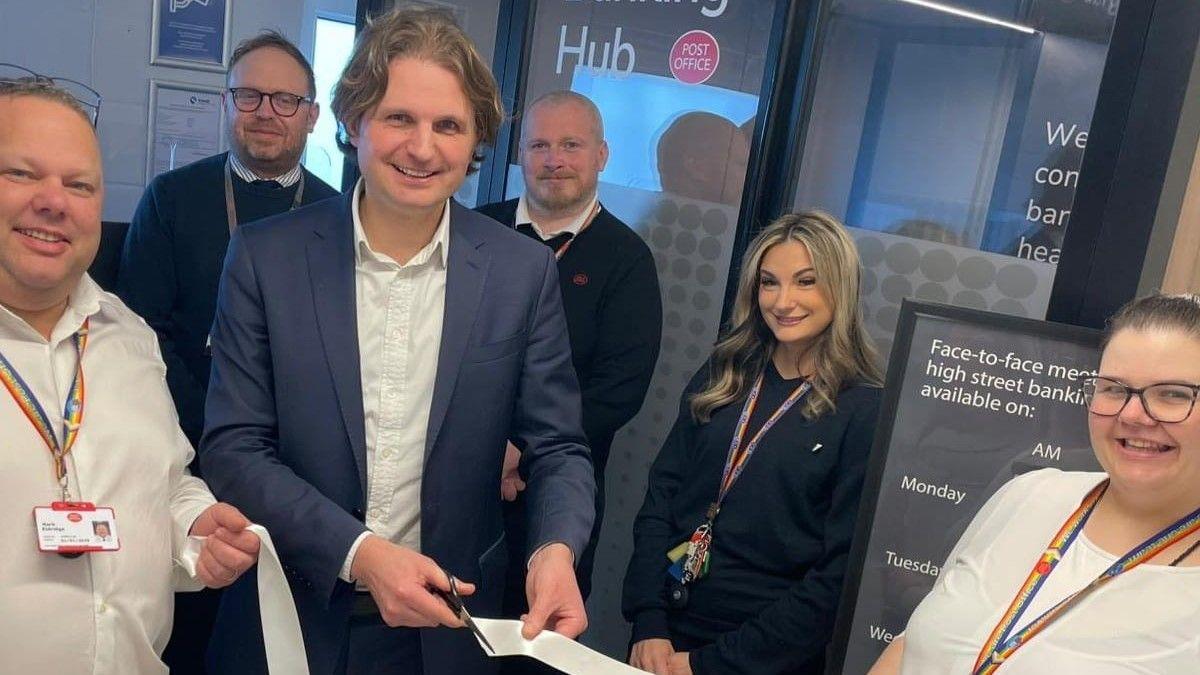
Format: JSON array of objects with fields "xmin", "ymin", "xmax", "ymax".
[
  {"xmin": 97, "ymin": 602, "xmax": 107, "ymax": 614},
  {"xmin": 381, "ymin": 449, "xmax": 392, "ymax": 459}
]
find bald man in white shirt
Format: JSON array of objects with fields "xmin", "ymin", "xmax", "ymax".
[{"xmin": 0, "ymin": 78, "xmax": 260, "ymax": 673}]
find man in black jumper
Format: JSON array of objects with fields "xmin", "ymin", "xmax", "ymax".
[
  {"xmin": 115, "ymin": 32, "xmax": 337, "ymax": 674},
  {"xmin": 477, "ymin": 90, "xmax": 663, "ymax": 658},
  {"xmin": 117, "ymin": 31, "xmax": 337, "ymax": 451}
]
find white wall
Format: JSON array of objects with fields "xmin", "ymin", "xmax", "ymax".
[{"xmin": 0, "ymin": 0, "xmax": 323, "ymax": 222}]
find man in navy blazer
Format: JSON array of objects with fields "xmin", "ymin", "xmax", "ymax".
[{"xmin": 198, "ymin": 8, "xmax": 594, "ymax": 674}]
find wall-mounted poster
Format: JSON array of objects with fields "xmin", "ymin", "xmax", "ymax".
[
  {"xmin": 150, "ymin": 0, "xmax": 232, "ymax": 72},
  {"xmin": 146, "ymin": 80, "xmax": 224, "ymax": 182}
]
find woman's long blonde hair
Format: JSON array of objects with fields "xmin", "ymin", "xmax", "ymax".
[{"xmin": 690, "ymin": 211, "xmax": 882, "ymax": 422}]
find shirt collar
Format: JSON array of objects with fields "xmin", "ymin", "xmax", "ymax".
[
  {"xmin": 0, "ymin": 275, "xmax": 105, "ymax": 345},
  {"xmin": 514, "ymin": 193, "xmax": 599, "ymax": 240},
  {"xmin": 350, "ymin": 178, "xmax": 450, "ymax": 269},
  {"xmin": 227, "ymin": 152, "xmax": 303, "ymax": 188}
]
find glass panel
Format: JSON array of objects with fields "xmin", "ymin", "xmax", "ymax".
[
  {"xmin": 790, "ymin": 0, "xmax": 1118, "ymax": 359},
  {"xmin": 304, "ymin": 16, "xmax": 356, "ymax": 190},
  {"xmin": 497, "ymin": 0, "xmax": 778, "ymax": 656}
]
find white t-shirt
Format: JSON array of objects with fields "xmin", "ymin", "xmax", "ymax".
[{"xmin": 901, "ymin": 469, "xmax": 1200, "ymax": 674}]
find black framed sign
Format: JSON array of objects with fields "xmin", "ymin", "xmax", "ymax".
[{"xmin": 828, "ymin": 299, "xmax": 1102, "ymax": 674}]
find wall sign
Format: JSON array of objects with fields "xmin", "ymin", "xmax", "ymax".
[{"xmin": 150, "ymin": 0, "xmax": 232, "ymax": 72}]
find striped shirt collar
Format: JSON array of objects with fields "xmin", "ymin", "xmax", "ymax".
[{"xmin": 227, "ymin": 152, "xmax": 303, "ymax": 188}]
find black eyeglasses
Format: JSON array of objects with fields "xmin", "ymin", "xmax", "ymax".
[
  {"xmin": 227, "ymin": 87, "xmax": 312, "ymax": 117},
  {"xmin": 1082, "ymin": 376, "xmax": 1200, "ymax": 423},
  {"xmin": 0, "ymin": 63, "xmax": 101, "ymax": 126}
]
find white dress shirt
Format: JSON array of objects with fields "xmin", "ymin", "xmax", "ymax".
[
  {"xmin": 902, "ymin": 469, "xmax": 1200, "ymax": 674},
  {"xmin": 514, "ymin": 193, "xmax": 598, "ymax": 238},
  {"xmin": 340, "ymin": 180, "xmax": 449, "ymax": 580},
  {"xmin": 0, "ymin": 276, "xmax": 216, "ymax": 675}
]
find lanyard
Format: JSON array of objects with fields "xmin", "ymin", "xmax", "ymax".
[
  {"xmin": 972, "ymin": 479, "xmax": 1200, "ymax": 674},
  {"xmin": 550, "ymin": 201, "xmax": 601, "ymax": 260},
  {"xmin": 0, "ymin": 319, "xmax": 89, "ymax": 501},
  {"xmin": 679, "ymin": 372, "xmax": 811, "ymax": 583},
  {"xmin": 223, "ymin": 160, "xmax": 305, "ymax": 235}
]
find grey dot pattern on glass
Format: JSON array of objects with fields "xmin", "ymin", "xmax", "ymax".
[
  {"xmin": 919, "ymin": 249, "xmax": 957, "ymax": 282},
  {"xmin": 699, "ymin": 237, "xmax": 722, "ymax": 261},
  {"xmin": 881, "ymin": 275, "xmax": 913, "ymax": 304},
  {"xmin": 876, "ymin": 304, "xmax": 901, "ymax": 331},
  {"xmin": 675, "ymin": 231, "xmax": 698, "ymax": 255},
  {"xmin": 672, "ymin": 257, "xmax": 692, "ymax": 279},
  {"xmin": 848, "ymin": 230, "xmax": 1056, "ymax": 368},
  {"xmin": 861, "ymin": 267, "xmax": 878, "ymax": 296},
  {"xmin": 953, "ymin": 289, "xmax": 988, "ymax": 310},
  {"xmin": 915, "ymin": 281, "xmax": 949, "ymax": 303},
  {"xmin": 996, "ymin": 264, "xmax": 1039, "ymax": 299},
  {"xmin": 884, "ymin": 241, "xmax": 921, "ymax": 274},
  {"xmin": 702, "ymin": 208, "xmax": 728, "ymax": 236},
  {"xmin": 857, "ymin": 236, "xmax": 885, "ymax": 267},
  {"xmin": 956, "ymin": 256, "xmax": 997, "ymax": 290},
  {"xmin": 992, "ymin": 298, "xmax": 1028, "ymax": 317}
]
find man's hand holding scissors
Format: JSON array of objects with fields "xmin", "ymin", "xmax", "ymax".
[{"xmin": 350, "ymin": 534, "xmax": 470, "ymax": 628}]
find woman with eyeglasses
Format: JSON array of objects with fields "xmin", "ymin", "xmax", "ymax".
[{"xmin": 870, "ymin": 293, "xmax": 1200, "ymax": 675}]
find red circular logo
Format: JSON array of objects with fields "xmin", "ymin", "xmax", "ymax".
[
  {"xmin": 669, "ymin": 30, "xmax": 720, "ymax": 85},
  {"xmin": 67, "ymin": 513, "xmax": 82, "ymax": 523},
  {"xmin": 572, "ymin": 273, "xmax": 589, "ymax": 286}
]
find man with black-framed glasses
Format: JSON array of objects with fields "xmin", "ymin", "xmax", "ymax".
[
  {"xmin": 119, "ymin": 30, "xmax": 337, "ymax": 450},
  {"xmin": 116, "ymin": 29, "xmax": 337, "ymax": 675}
]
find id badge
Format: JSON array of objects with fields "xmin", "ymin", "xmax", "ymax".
[{"xmin": 33, "ymin": 502, "xmax": 120, "ymax": 553}]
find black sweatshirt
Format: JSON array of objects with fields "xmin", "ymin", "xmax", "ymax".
[{"xmin": 623, "ymin": 361, "xmax": 881, "ymax": 674}]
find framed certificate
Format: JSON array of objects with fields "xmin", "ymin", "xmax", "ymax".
[
  {"xmin": 150, "ymin": 0, "xmax": 232, "ymax": 72},
  {"xmin": 146, "ymin": 80, "xmax": 226, "ymax": 182}
]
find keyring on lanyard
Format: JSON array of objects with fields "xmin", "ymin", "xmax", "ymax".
[{"xmin": 224, "ymin": 160, "xmax": 305, "ymax": 235}]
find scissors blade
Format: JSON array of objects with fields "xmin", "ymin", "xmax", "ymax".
[
  {"xmin": 437, "ymin": 572, "xmax": 497, "ymax": 655},
  {"xmin": 460, "ymin": 609, "xmax": 497, "ymax": 655}
]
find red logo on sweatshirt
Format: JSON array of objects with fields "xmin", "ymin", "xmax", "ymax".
[{"xmin": 572, "ymin": 273, "xmax": 589, "ymax": 286}]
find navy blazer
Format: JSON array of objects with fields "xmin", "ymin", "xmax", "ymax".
[{"xmin": 199, "ymin": 195, "xmax": 596, "ymax": 675}]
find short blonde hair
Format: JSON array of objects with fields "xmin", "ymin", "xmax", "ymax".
[{"xmin": 331, "ymin": 5, "xmax": 503, "ymax": 173}]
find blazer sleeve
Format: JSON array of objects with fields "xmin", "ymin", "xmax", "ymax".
[
  {"xmin": 622, "ymin": 365, "xmax": 708, "ymax": 643},
  {"xmin": 579, "ymin": 246, "xmax": 662, "ymax": 472},
  {"xmin": 512, "ymin": 248, "xmax": 597, "ymax": 563},
  {"xmin": 689, "ymin": 388, "xmax": 882, "ymax": 674},
  {"xmin": 116, "ymin": 181, "xmax": 206, "ymax": 444},
  {"xmin": 199, "ymin": 229, "xmax": 366, "ymax": 604}
]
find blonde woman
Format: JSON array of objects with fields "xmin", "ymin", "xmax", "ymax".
[{"xmin": 623, "ymin": 212, "xmax": 883, "ymax": 675}]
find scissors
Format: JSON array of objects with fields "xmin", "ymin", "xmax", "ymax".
[{"xmin": 433, "ymin": 570, "xmax": 496, "ymax": 655}]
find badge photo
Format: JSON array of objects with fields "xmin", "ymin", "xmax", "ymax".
[{"xmin": 33, "ymin": 502, "xmax": 120, "ymax": 554}]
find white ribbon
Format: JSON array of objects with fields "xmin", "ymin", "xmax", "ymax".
[
  {"xmin": 472, "ymin": 618, "xmax": 649, "ymax": 674},
  {"xmin": 180, "ymin": 524, "xmax": 309, "ymax": 675}
]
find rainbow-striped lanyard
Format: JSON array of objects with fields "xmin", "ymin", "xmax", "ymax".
[
  {"xmin": 718, "ymin": 373, "xmax": 811, "ymax": 512},
  {"xmin": 0, "ymin": 319, "xmax": 89, "ymax": 501},
  {"xmin": 973, "ymin": 478, "xmax": 1200, "ymax": 674}
]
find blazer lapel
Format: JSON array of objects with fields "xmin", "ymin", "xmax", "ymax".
[
  {"xmin": 307, "ymin": 195, "xmax": 368, "ymax": 493},
  {"xmin": 426, "ymin": 203, "xmax": 488, "ymax": 458}
]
